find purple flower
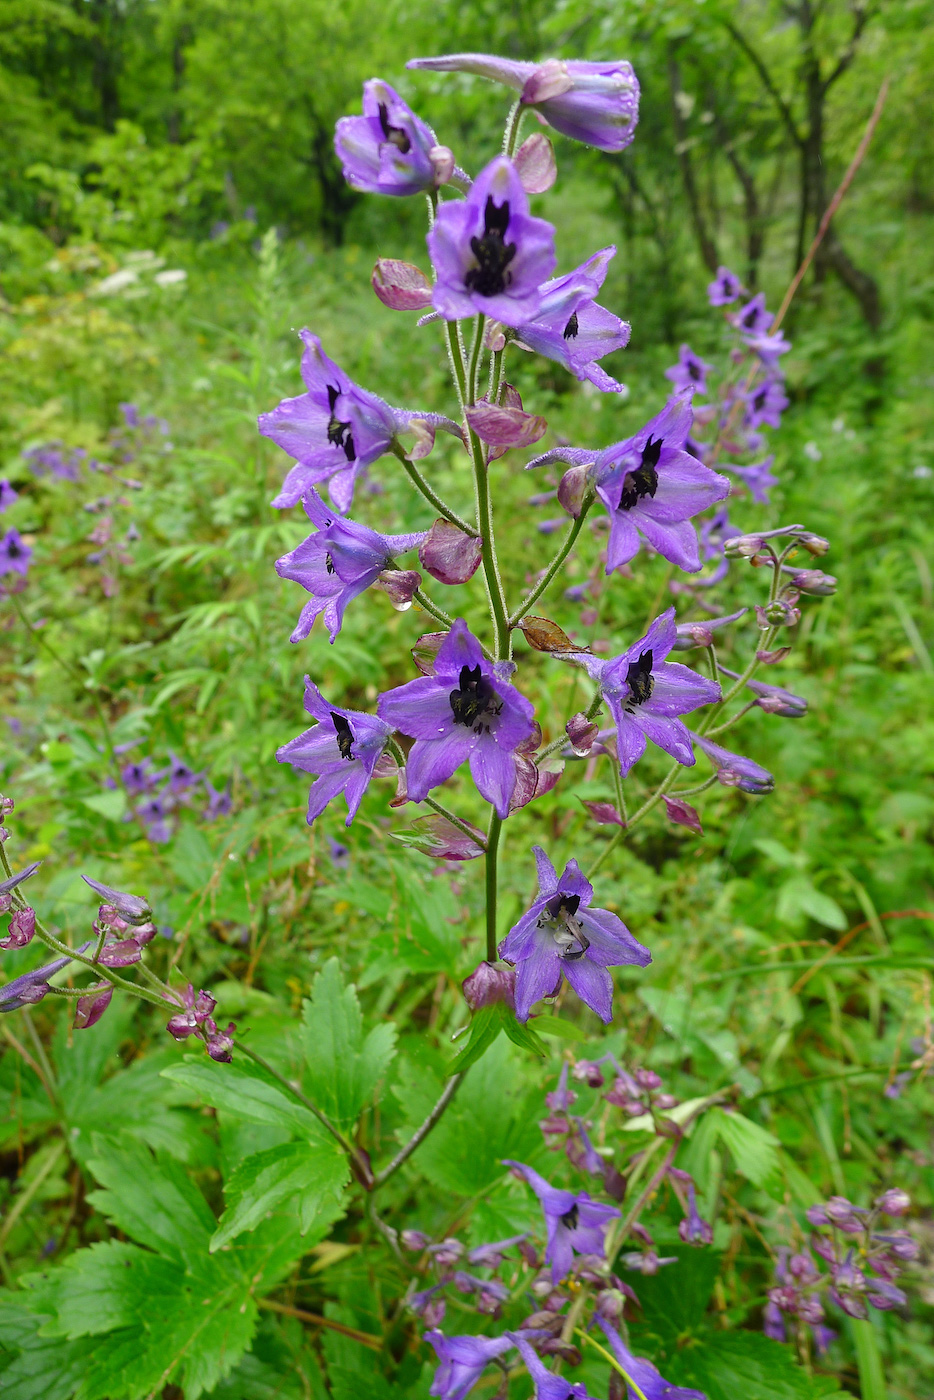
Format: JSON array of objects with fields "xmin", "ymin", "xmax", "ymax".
[
  {"xmin": 427, "ymin": 156, "xmax": 556, "ymax": 326},
  {"xmin": 596, "ymin": 1319, "xmax": 707, "ymax": 1400},
  {"xmin": 499, "ymin": 847, "xmax": 650, "ymax": 1023},
  {"xmin": 566, "ymin": 609, "xmax": 720, "ymax": 776},
  {"xmin": 136, "ymin": 797, "xmax": 173, "ymax": 844},
  {"xmin": 1, "ymin": 529, "xmax": 32, "ymax": 577},
  {"xmin": 467, "ymin": 1233, "xmax": 528, "ymax": 1268},
  {"xmin": 718, "ymin": 667, "xmax": 807, "ymax": 718},
  {"xmin": 727, "ymin": 455, "xmax": 777, "ymax": 506},
  {"xmin": 665, "ymin": 344, "xmax": 714, "ymax": 396},
  {"xmin": 335, "ymin": 79, "xmax": 445, "ymax": 196},
  {"xmin": 678, "ymin": 1181, "xmax": 713, "ymax": 1245},
  {"xmin": 744, "ymin": 329, "xmax": 791, "ymax": 368},
  {"xmin": 875, "ymin": 1188, "xmax": 911, "ymax": 1216},
  {"xmin": 259, "ymin": 331, "xmax": 460, "ymax": 512},
  {"xmin": 529, "ymin": 394, "xmax": 729, "ymax": 573},
  {"xmin": 708, "ymin": 266, "xmax": 742, "ymax": 306},
  {"xmin": 744, "ymin": 379, "xmax": 788, "ymax": 430},
  {"xmin": 377, "ymin": 619, "xmax": 535, "ymax": 818},
  {"xmin": 763, "ymin": 1299, "xmax": 786, "ymax": 1342},
  {"xmin": 120, "ymin": 759, "xmax": 157, "ymax": 795},
  {"xmin": 166, "ymin": 752, "xmax": 200, "ymax": 795},
  {"xmin": 203, "ymin": 780, "xmax": 232, "ymax": 820},
  {"xmin": 509, "ymin": 1331, "xmax": 596, "ymax": 1398},
  {"xmin": 276, "ymin": 488, "xmax": 428, "ymax": 642},
  {"xmin": 277, "ymin": 678, "xmax": 393, "ymax": 827},
  {"xmin": 690, "ymin": 732, "xmax": 774, "ymax": 794},
  {"xmin": 166, "ymin": 984, "xmax": 217, "ymax": 1040},
  {"xmin": 503, "ymin": 1160, "xmax": 619, "ymax": 1281},
  {"xmin": 546, "ymin": 1063, "xmax": 577, "ymax": 1110},
  {"xmin": 514, "ymin": 247, "xmax": 630, "ymax": 392},
  {"xmin": 0, "ymin": 908, "xmax": 36, "ymax": 950},
  {"xmin": 408, "ymin": 55, "xmax": 640, "ymax": 153},
  {"xmin": 731, "ymin": 293, "xmax": 773, "ymax": 335},
  {"xmin": 0, "ymin": 480, "xmax": 18, "ymax": 513},
  {"xmin": 81, "ymin": 876, "xmax": 152, "ymax": 925},
  {"xmin": 0, "ymin": 862, "xmax": 41, "ymax": 913},
  {"xmin": 424, "ymin": 1330, "xmax": 514, "ymax": 1400},
  {"xmin": 866, "ymin": 1277, "xmax": 907, "ymax": 1311},
  {"xmin": 204, "ymin": 1018, "xmax": 235, "ymax": 1062}
]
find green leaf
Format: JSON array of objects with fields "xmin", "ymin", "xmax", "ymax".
[
  {"xmin": 450, "ymin": 1004, "xmax": 503, "ymax": 1073},
  {"xmin": 161, "ymin": 1059, "xmax": 321, "ymax": 1138},
  {"xmin": 85, "ymin": 1137, "xmax": 216, "ymax": 1265},
  {"xmin": 500, "ymin": 1008, "xmax": 547, "ymax": 1058},
  {"xmin": 532, "ymin": 1017, "xmax": 589, "ymax": 1042},
  {"xmin": 663, "ymin": 1330, "xmax": 826, "ymax": 1400},
  {"xmin": 626, "ymin": 1244, "xmax": 721, "ymax": 1336},
  {"xmin": 710, "ymin": 1108, "xmax": 782, "ymax": 1194},
  {"xmin": 211, "ymin": 1141, "xmax": 348, "ymax": 1250},
  {"xmin": 301, "ymin": 958, "xmax": 397, "ymax": 1130},
  {"xmin": 0, "ymin": 1299, "xmax": 97, "ymax": 1400},
  {"xmin": 776, "ymin": 876, "xmax": 848, "ymax": 930},
  {"xmin": 80, "ymin": 789, "xmax": 127, "ymax": 821}
]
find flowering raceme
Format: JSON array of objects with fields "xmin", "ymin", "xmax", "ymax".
[{"xmin": 334, "ymin": 79, "xmax": 450, "ymax": 196}]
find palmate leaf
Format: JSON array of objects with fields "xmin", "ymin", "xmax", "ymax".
[
  {"xmin": 161, "ymin": 1057, "xmax": 322, "ymax": 1137},
  {"xmin": 708, "ymin": 1107, "xmax": 783, "ymax": 1194},
  {"xmin": 211, "ymin": 1140, "xmax": 349, "ymax": 1250},
  {"xmin": 4, "ymin": 1137, "xmax": 313, "ymax": 1400},
  {"xmin": 663, "ymin": 1330, "xmax": 841, "ymax": 1400},
  {"xmin": 301, "ymin": 958, "xmax": 397, "ymax": 1130}
]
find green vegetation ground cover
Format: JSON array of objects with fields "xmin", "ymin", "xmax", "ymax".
[{"xmin": 1, "ymin": 3, "xmax": 933, "ymax": 1397}]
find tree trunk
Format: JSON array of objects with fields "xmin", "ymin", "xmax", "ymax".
[{"xmin": 667, "ymin": 50, "xmax": 719, "ymax": 273}]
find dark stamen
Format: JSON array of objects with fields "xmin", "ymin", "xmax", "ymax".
[
  {"xmin": 325, "ymin": 553, "xmax": 335, "ymax": 575},
  {"xmin": 624, "ymin": 649, "xmax": 654, "ymax": 709},
  {"xmin": 560, "ymin": 1204, "xmax": 580, "ymax": 1230},
  {"xmin": 378, "ymin": 101, "xmax": 411, "ymax": 154},
  {"xmin": 325, "ymin": 383, "xmax": 356, "ymax": 462},
  {"xmin": 618, "ymin": 435, "xmax": 662, "ymax": 511},
  {"xmin": 449, "ymin": 663, "xmax": 501, "ymax": 732},
  {"xmin": 465, "ymin": 196, "xmax": 516, "ymax": 299},
  {"xmin": 331, "ymin": 712, "xmax": 355, "ymax": 761},
  {"xmin": 563, "ymin": 312, "xmax": 579, "ymax": 340}
]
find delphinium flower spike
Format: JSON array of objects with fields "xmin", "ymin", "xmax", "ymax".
[
  {"xmin": 498, "ymin": 846, "xmax": 650, "ymax": 1022},
  {"xmin": 424, "ymin": 1330, "xmax": 514, "ymax": 1400},
  {"xmin": 513, "ymin": 247, "xmax": 631, "ymax": 392},
  {"xmin": 334, "ymin": 79, "xmax": 453, "ymax": 196}
]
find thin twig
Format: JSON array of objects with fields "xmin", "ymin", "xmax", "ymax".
[
  {"xmin": 257, "ymin": 1298, "xmax": 382, "ymax": 1350},
  {"xmin": 372, "ymin": 1073, "xmax": 463, "ymax": 1189}
]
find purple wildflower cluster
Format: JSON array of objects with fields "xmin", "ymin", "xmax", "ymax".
[
  {"xmin": 111, "ymin": 750, "xmax": 231, "ymax": 842},
  {"xmin": 764, "ymin": 1188, "xmax": 917, "ymax": 1349}
]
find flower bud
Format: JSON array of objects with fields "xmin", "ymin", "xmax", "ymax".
[
  {"xmin": 788, "ymin": 568, "xmax": 837, "ymax": 595},
  {"xmin": 81, "ymin": 876, "xmax": 151, "ymax": 926},
  {"xmin": 875, "ymin": 1188, "xmax": 911, "ymax": 1216},
  {"xmin": 758, "ymin": 599, "xmax": 800, "ymax": 627},
  {"xmin": 724, "ymin": 533, "xmax": 765, "ymax": 558},
  {"xmin": 514, "ymin": 132, "xmax": 557, "ymax": 194},
  {"xmin": 419, "ymin": 520, "xmax": 482, "ymax": 585},
  {"xmin": 75, "ymin": 981, "xmax": 113, "ymax": 1030},
  {"xmin": 798, "ymin": 531, "xmax": 830, "ymax": 556},
  {"xmin": 429, "ymin": 145, "xmax": 456, "ymax": 185},
  {"xmin": 571, "ymin": 1060, "xmax": 605, "ymax": 1088},
  {"xmin": 0, "ymin": 907, "xmax": 36, "ymax": 949},
  {"xmin": 557, "ymin": 464, "xmax": 589, "ymax": 518},
  {"xmin": 371, "ymin": 258, "xmax": 434, "ymax": 311},
  {"xmin": 565, "ymin": 712, "xmax": 599, "ymax": 756},
  {"xmin": 462, "ymin": 961, "xmax": 516, "ymax": 1011}
]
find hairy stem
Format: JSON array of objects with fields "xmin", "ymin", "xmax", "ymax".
[
  {"xmin": 372, "ymin": 1073, "xmax": 464, "ymax": 1189},
  {"xmin": 485, "ymin": 812, "xmax": 503, "ymax": 963},
  {"xmin": 503, "ymin": 99, "xmax": 525, "ymax": 156},
  {"xmin": 390, "ymin": 443, "xmax": 474, "ymax": 534},
  {"xmin": 508, "ymin": 497, "xmax": 594, "ymax": 627}
]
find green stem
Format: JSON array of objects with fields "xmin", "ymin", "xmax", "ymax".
[
  {"xmin": 444, "ymin": 321, "xmax": 468, "ymax": 409},
  {"xmin": 851, "ymin": 1317, "xmax": 887, "ymax": 1400},
  {"xmin": 575, "ymin": 1331, "xmax": 650, "ymax": 1400},
  {"xmin": 485, "ymin": 812, "xmax": 503, "ymax": 963},
  {"xmin": 371, "ymin": 1073, "xmax": 464, "ymax": 1189},
  {"xmin": 466, "ymin": 314, "xmax": 486, "ymax": 403},
  {"xmin": 390, "ymin": 444, "xmax": 474, "ymax": 534},
  {"xmin": 586, "ymin": 759, "xmax": 683, "ymax": 878},
  {"xmin": 411, "ymin": 588, "xmax": 456, "ymax": 631},
  {"xmin": 503, "ymin": 100, "xmax": 525, "ymax": 156},
  {"xmin": 706, "ymin": 699, "xmax": 757, "ymax": 737},
  {"xmin": 508, "ymin": 497, "xmax": 594, "ymax": 627},
  {"xmin": 611, "ymin": 756, "xmax": 629, "ymax": 825}
]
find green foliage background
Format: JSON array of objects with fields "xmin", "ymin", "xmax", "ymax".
[{"xmin": 0, "ymin": 0, "xmax": 933, "ymax": 1396}]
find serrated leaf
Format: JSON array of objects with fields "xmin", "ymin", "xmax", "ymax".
[
  {"xmin": 85, "ymin": 1137, "xmax": 216, "ymax": 1265},
  {"xmin": 451, "ymin": 1004, "xmax": 503, "ymax": 1073},
  {"xmin": 161, "ymin": 1060, "xmax": 321, "ymax": 1138},
  {"xmin": 663, "ymin": 1329, "xmax": 824, "ymax": 1400},
  {"xmin": 301, "ymin": 958, "xmax": 397, "ymax": 1130},
  {"xmin": 500, "ymin": 1011, "xmax": 547, "ymax": 1057},
  {"xmin": 626, "ymin": 1244, "xmax": 721, "ymax": 1335},
  {"xmin": 211, "ymin": 1141, "xmax": 348, "ymax": 1250},
  {"xmin": 710, "ymin": 1108, "xmax": 782, "ymax": 1193}
]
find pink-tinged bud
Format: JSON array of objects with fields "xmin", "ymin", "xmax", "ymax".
[
  {"xmin": 654, "ymin": 1093, "xmax": 679, "ymax": 1110},
  {"xmin": 423, "ymin": 1296, "xmax": 446, "ymax": 1327},
  {"xmin": 81, "ymin": 876, "xmax": 151, "ymax": 925},
  {"xmin": 17, "ymin": 982, "xmax": 49, "ymax": 1005},
  {"xmin": 75, "ymin": 981, "xmax": 113, "ymax": 1030},
  {"xmin": 755, "ymin": 645, "xmax": 792, "ymax": 665},
  {"xmin": 98, "ymin": 904, "xmax": 130, "ymax": 931},
  {"xmin": 557, "ymin": 464, "xmax": 589, "ymax": 518},
  {"xmin": 0, "ymin": 895, "xmax": 10, "ymax": 915},
  {"xmin": 514, "ymin": 132, "xmax": 557, "ymax": 193},
  {"xmin": 662, "ymin": 795, "xmax": 704, "ymax": 835},
  {"xmin": 429, "ymin": 145, "xmax": 455, "ymax": 186},
  {"xmin": 875, "ymin": 1188, "xmax": 911, "ymax": 1216},
  {"xmin": 166, "ymin": 1012, "xmax": 198, "ymax": 1040},
  {"xmin": 427, "ymin": 1237, "xmax": 463, "ymax": 1266},
  {"xmin": 403, "ymin": 417, "xmax": 439, "ymax": 460},
  {"xmin": 204, "ymin": 1018, "xmax": 235, "ymax": 1062},
  {"xmin": 788, "ymin": 568, "xmax": 837, "ymax": 595},
  {"xmin": 411, "ymin": 631, "xmax": 446, "ymax": 675},
  {"xmin": 465, "ymin": 398, "xmax": 547, "ymax": 451},
  {"xmin": 581, "ymin": 800, "xmax": 625, "ymax": 827},
  {"xmin": 634, "ymin": 1067, "xmax": 661, "ymax": 1090},
  {"xmin": 522, "ymin": 59, "xmax": 575, "ymax": 105},
  {"xmin": 375, "ymin": 567, "xmax": 422, "ymax": 611},
  {"xmin": 798, "ymin": 531, "xmax": 830, "ymax": 556},
  {"xmin": 98, "ymin": 937, "xmax": 142, "ymax": 967},
  {"xmin": 371, "ymin": 258, "xmax": 434, "ymax": 311},
  {"xmin": 462, "ymin": 960, "xmax": 516, "ymax": 1011},
  {"xmin": 133, "ymin": 920, "xmax": 157, "ymax": 945},
  {"xmin": 674, "ymin": 622, "xmax": 714, "ymax": 650},
  {"xmin": 418, "ymin": 519, "xmax": 482, "ymax": 585},
  {"xmin": 401, "ymin": 1229, "xmax": 431, "ymax": 1251},
  {"xmin": 394, "ymin": 813, "xmax": 486, "ymax": 861},
  {"xmin": 0, "ymin": 795, "xmax": 13, "ymax": 816},
  {"xmin": 571, "ymin": 1060, "xmax": 604, "ymax": 1088},
  {"xmin": 566, "ymin": 712, "xmax": 598, "ymax": 755},
  {"xmin": 1, "ymin": 906, "xmax": 36, "ymax": 949}
]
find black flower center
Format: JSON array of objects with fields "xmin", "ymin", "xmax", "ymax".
[
  {"xmin": 465, "ymin": 196, "xmax": 516, "ymax": 299},
  {"xmin": 325, "ymin": 553, "xmax": 335, "ymax": 575},
  {"xmin": 624, "ymin": 649, "xmax": 655, "ymax": 710},
  {"xmin": 7, "ymin": 539, "xmax": 22, "ymax": 557},
  {"xmin": 753, "ymin": 388, "xmax": 767, "ymax": 411},
  {"xmin": 742, "ymin": 304, "xmax": 758, "ymax": 329},
  {"xmin": 378, "ymin": 101, "xmax": 411, "ymax": 154},
  {"xmin": 688, "ymin": 358, "xmax": 701, "ymax": 381},
  {"xmin": 563, "ymin": 312, "xmax": 579, "ymax": 340},
  {"xmin": 326, "ymin": 384, "xmax": 356, "ymax": 462},
  {"xmin": 560, "ymin": 1204, "xmax": 580, "ymax": 1230},
  {"xmin": 331, "ymin": 712, "xmax": 356, "ymax": 761},
  {"xmin": 617, "ymin": 435, "xmax": 662, "ymax": 511},
  {"xmin": 539, "ymin": 892, "xmax": 589, "ymax": 960},
  {"xmin": 449, "ymin": 663, "xmax": 502, "ymax": 733}
]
